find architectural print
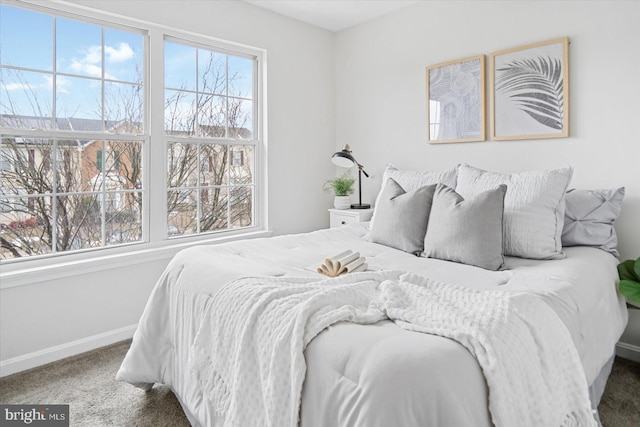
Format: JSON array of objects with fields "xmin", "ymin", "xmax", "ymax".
[{"xmin": 426, "ymin": 55, "xmax": 485, "ymax": 143}]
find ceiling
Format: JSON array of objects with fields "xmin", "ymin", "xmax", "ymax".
[{"xmin": 243, "ymin": 1, "xmax": 419, "ymax": 32}]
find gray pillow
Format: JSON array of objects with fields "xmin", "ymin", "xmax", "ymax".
[
  {"xmin": 423, "ymin": 184, "xmax": 507, "ymax": 271},
  {"xmin": 562, "ymin": 188, "xmax": 625, "ymax": 257},
  {"xmin": 370, "ymin": 178, "xmax": 436, "ymax": 255}
]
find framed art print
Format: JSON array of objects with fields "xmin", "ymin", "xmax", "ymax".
[
  {"xmin": 490, "ymin": 37, "xmax": 569, "ymax": 140},
  {"xmin": 426, "ymin": 55, "xmax": 485, "ymax": 144}
]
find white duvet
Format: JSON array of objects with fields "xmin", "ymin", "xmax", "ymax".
[{"xmin": 116, "ymin": 224, "xmax": 628, "ymax": 427}]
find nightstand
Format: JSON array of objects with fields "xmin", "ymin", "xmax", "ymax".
[{"xmin": 329, "ymin": 208, "xmax": 374, "ymax": 228}]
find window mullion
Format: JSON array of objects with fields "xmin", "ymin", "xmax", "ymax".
[
  {"xmin": 225, "ymin": 56, "xmax": 231, "ymax": 229},
  {"xmin": 51, "ymin": 139, "xmax": 58, "ymax": 253},
  {"xmin": 196, "ymin": 144, "xmax": 201, "ymax": 233},
  {"xmin": 50, "ymin": 15, "xmax": 58, "ymax": 254},
  {"xmin": 225, "ymin": 54, "xmax": 229, "ymax": 139},
  {"xmin": 195, "ymin": 48, "xmax": 201, "ymax": 233},
  {"xmin": 101, "ymin": 26, "xmax": 106, "ymax": 132},
  {"xmin": 148, "ymin": 28, "xmax": 167, "ymax": 243},
  {"xmin": 100, "ymin": 27, "xmax": 106, "ymax": 246},
  {"xmin": 51, "ymin": 15, "xmax": 57, "ymax": 131},
  {"xmin": 140, "ymin": 31, "xmax": 151, "ymax": 245}
]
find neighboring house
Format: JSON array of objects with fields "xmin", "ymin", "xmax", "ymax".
[
  {"xmin": 0, "ymin": 115, "xmax": 137, "ymax": 221},
  {"xmin": 1, "ymin": 114, "xmax": 253, "ymax": 251},
  {"xmin": 166, "ymin": 124, "xmax": 254, "ymax": 233},
  {"xmin": 0, "ymin": 115, "xmax": 142, "ymax": 255}
]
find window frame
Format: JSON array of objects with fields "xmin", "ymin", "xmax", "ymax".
[
  {"xmin": 163, "ymin": 35, "xmax": 259, "ymax": 238},
  {"xmin": 0, "ymin": 0, "xmax": 268, "ymax": 272},
  {"xmin": 1, "ymin": 2, "xmax": 150, "ymax": 259}
]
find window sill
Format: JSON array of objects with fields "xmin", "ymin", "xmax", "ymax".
[{"xmin": 0, "ymin": 229, "xmax": 273, "ymax": 289}]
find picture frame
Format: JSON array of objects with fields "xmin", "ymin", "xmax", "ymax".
[
  {"xmin": 426, "ymin": 55, "xmax": 485, "ymax": 144},
  {"xmin": 490, "ymin": 37, "xmax": 569, "ymax": 141}
]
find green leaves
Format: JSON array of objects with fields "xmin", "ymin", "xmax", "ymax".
[
  {"xmin": 619, "ymin": 281, "xmax": 640, "ymax": 303},
  {"xmin": 617, "ymin": 257, "xmax": 640, "ymax": 303},
  {"xmin": 495, "ymin": 56, "xmax": 564, "ymax": 130},
  {"xmin": 324, "ymin": 174, "xmax": 355, "ymax": 196}
]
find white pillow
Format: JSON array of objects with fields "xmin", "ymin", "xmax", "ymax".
[
  {"xmin": 370, "ymin": 164, "xmax": 457, "ymax": 229},
  {"xmin": 456, "ymin": 164, "xmax": 573, "ymax": 260}
]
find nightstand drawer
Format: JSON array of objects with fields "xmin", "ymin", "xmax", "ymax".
[
  {"xmin": 328, "ymin": 208, "xmax": 373, "ymax": 228},
  {"xmin": 330, "ymin": 213, "xmax": 358, "ymax": 228}
]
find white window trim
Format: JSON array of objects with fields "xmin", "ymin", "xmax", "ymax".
[
  {"xmin": 0, "ymin": 0, "xmax": 269, "ymax": 281},
  {"xmin": 0, "ymin": 229, "xmax": 272, "ymax": 289}
]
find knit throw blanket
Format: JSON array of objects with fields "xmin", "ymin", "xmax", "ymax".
[{"xmin": 189, "ymin": 271, "xmax": 596, "ymax": 427}]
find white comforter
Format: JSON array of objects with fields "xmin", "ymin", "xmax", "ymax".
[
  {"xmin": 116, "ymin": 224, "xmax": 628, "ymax": 427},
  {"xmin": 191, "ymin": 271, "xmax": 595, "ymax": 427}
]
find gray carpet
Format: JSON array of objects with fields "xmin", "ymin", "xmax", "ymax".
[
  {"xmin": 0, "ymin": 341, "xmax": 189, "ymax": 426},
  {"xmin": 1, "ymin": 340, "xmax": 639, "ymax": 426}
]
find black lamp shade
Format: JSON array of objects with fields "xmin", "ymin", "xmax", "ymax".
[{"xmin": 331, "ymin": 150, "xmax": 355, "ymax": 168}]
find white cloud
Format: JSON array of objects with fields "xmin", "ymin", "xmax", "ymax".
[
  {"xmin": 83, "ymin": 46, "xmax": 102, "ymax": 65},
  {"xmin": 40, "ymin": 75, "xmax": 70, "ymax": 94},
  {"xmin": 68, "ymin": 42, "xmax": 134, "ymax": 78},
  {"xmin": 2, "ymin": 75, "xmax": 66, "ymax": 94},
  {"xmin": 69, "ymin": 44, "xmax": 101, "ymax": 77},
  {"xmin": 105, "ymin": 43, "xmax": 135, "ymax": 63},
  {"xmin": 69, "ymin": 59, "xmax": 103, "ymax": 78},
  {"xmin": 48, "ymin": 75, "xmax": 71, "ymax": 94},
  {"xmin": 2, "ymin": 82, "xmax": 34, "ymax": 91}
]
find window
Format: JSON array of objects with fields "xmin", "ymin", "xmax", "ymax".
[
  {"xmin": 165, "ymin": 39, "xmax": 256, "ymax": 237},
  {"xmin": 96, "ymin": 149, "xmax": 121, "ymax": 172},
  {"xmin": 0, "ymin": 3, "xmax": 146, "ymax": 259},
  {"xmin": 0, "ymin": 148, "xmax": 13, "ymax": 171},
  {"xmin": 0, "ymin": 2, "xmax": 264, "ymax": 263},
  {"xmin": 231, "ymin": 149, "xmax": 244, "ymax": 167}
]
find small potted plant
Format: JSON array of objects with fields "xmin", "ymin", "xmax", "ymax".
[
  {"xmin": 618, "ymin": 257, "xmax": 640, "ymax": 308},
  {"xmin": 324, "ymin": 174, "xmax": 355, "ymax": 210}
]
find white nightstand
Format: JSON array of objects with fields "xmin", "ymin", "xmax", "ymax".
[{"xmin": 329, "ymin": 208, "xmax": 374, "ymax": 228}]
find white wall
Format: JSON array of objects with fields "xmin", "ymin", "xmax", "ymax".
[
  {"xmin": 1, "ymin": 0, "xmax": 335, "ymax": 375},
  {"xmin": 335, "ymin": 0, "xmax": 640, "ymax": 353}
]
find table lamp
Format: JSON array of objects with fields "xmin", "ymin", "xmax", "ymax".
[{"xmin": 331, "ymin": 144, "xmax": 370, "ymax": 209}]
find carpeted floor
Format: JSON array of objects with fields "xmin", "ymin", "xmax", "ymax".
[
  {"xmin": 0, "ymin": 341, "xmax": 189, "ymax": 426},
  {"xmin": 1, "ymin": 340, "xmax": 639, "ymax": 426}
]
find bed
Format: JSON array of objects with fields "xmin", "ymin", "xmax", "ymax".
[
  {"xmin": 117, "ymin": 164, "xmax": 628, "ymax": 426},
  {"xmin": 116, "ymin": 222, "xmax": 627, "ymax": 426}
]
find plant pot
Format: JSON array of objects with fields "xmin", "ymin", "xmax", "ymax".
[
  {"xmin": 333, "ymin": 196, "xmax": 351, "ymax": 210},
  {"xmin": 628, "ymin": 300, "xmax": 640, "ymax": 309}
]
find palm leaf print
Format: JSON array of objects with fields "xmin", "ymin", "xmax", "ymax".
[{"xmin": 495, "ymin": 56, "xmax": 564, "ymax": 130}]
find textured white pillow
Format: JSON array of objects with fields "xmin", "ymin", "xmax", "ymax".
[
  {"xmin": 370, "ymin": 164, "xmax": 458, "ymax": 228},
  {"xmin": 456, "ymin": 164, "xmax": 573, "ymax": 260}
]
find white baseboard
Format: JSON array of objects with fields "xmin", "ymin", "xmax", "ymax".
[
  {"xmin": 616, "ymin": 341, "xmax": 640, "ymax": 364},
  {"xmin": 0, "ymin": 324, "xmax": 137, "ymax": 378}
]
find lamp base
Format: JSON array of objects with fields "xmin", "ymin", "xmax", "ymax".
[{"xmin": 350, "ymin": 203, "xmax": 371, "ymax": 209}]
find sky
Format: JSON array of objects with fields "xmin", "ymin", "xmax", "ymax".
[{"xmin": 0, "ymin": 4, "xmax": 253, "ymax": 131}]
